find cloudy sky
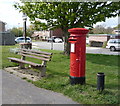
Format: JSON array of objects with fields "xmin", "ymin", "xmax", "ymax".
[{"xmin": 0, "ymin": 0, "xmax": 119, "ymax": 30}]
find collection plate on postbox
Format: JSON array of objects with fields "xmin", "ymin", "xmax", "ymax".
[
  {"xmin": 71, "ymin": 43, "xmax": 75, "ymax": 53},
  {"xmin": 69, "ymin": 37, "xmax": 77, "ymax": 53}
]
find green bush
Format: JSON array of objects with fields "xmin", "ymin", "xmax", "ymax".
[{"xmin": 102, "ymin": 41, "xmax": 108, "ymax": 48}]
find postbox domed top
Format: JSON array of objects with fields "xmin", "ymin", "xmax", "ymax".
[{"xmin": 68, "ymin": 28, "xmax": 89, "ymax": 35}]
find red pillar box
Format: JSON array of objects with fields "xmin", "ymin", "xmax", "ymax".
[{"xmin": 68, "ymin": 28, "xmax": 89, "ymax": 85}]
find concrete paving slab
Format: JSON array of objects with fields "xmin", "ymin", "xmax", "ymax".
[{"xmin": 4, "ymin": 67, "xmax": 40, "ymax": 81}]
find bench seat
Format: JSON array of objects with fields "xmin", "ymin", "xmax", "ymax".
[
  {"xmin": 8, "ymin": 49, "xmax": 53, "ymax": 77},
  {"xmin": 8, "ymin": 57, "xmax": 43, "ymax": 67}
]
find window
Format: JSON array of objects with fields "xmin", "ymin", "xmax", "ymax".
[
  {"xmin": 109, "ymin": 40, "xmax": 115, "ymax": 43},
  {"xmin": 26, "ymin": 38, "xmax": 30, "ymax": 40},
  {"xmin": 116, "ymin": 40, "xmax": 120, "ymax": 44}
]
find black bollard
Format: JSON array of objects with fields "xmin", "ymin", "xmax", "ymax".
[{"xmin": 97, "ymin": 72, "xmax": 105, "ymax": 92}]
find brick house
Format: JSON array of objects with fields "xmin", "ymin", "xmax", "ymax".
[
  {"xmin": 88, "ymin": 34, "xmax": 120, "ymax": 47},
  {"xmin": 112, "ymin": 30, "xmax": 120, "ymax": 34},
  {"xmin": 32, "ymin": 28, "xmax": 64, "ymax": 40},
  {"xmin": 32, "ymin": 30, "xmax": 50, "ymax": 40},
  {"xmin": 88, "ymin": 34, "xmax": 110, "ymax": 47},
  {"xmin": 0, "ymin": 21, "xmax": 6, "ymax": 32},
  {"xmin": 50, "ymin": 28, "xmax": 64, "ymax": 38}
]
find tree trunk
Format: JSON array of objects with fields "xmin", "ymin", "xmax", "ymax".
[{"xmin": 63, "ymin": 31, "xmax": 70, "ymax": 56}]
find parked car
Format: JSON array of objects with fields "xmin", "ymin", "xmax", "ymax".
[
  {"xmin": 54, "ymin": 38, "xmax": 62, "ymax": 43},
  {"xmin": 15, "ymin": 37, "xmax": 32, "ymax": 43},
  {"xmin": 106, "ymin": 39, "xmax": 120, "ymax": 51},
  {"xmin": 47, "ymin": 37, "xmax": 62, "ymax": 43},
  {"xmin": 47, "ymin": 37, "xmax": 55, "ymax": 42},
  {"xmin": 86, "ymin": 38, "xmax": 89, "ymax": 44}
]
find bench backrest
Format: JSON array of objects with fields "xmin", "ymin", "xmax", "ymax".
[{"xmin": 19, "ymin": 49, "xmax": 52, "ymax": 62}]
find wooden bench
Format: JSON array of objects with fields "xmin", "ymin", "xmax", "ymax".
[{"xmin": 8, "ymin": 49, "xmax": 53, "ymax": 77}]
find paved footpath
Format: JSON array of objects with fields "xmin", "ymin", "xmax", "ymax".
[{"xmin": 2, "ymin": 70, "xmax": 78, "ymax": 104}]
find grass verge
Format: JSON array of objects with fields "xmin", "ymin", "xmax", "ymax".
[{"xmin": 1, "ymin": 45, "xmax": 119, "ymax": 104}]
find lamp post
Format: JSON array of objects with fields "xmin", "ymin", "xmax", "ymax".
[
  {"xmin": 22, "ymin": 13, "xmax": 27, "ymax": 43},
  {"xmin": 50, "ymin": 31, "xmax": 53, "ymax": 50},
  {"xmin": 18, "ymin": 23, "xmax": 20, "ymax": 37}
]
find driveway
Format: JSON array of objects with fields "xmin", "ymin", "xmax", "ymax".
[
  {"xmin": 32, "ymin": 41, "xmax": 120, "ymax": 55},
  {"xmin": 2, "ymin": 70, "xmax": 78, "ymax": 104}
]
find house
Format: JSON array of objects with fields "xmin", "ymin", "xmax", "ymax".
[
  {"xmin": 50, "ymin": 28, "xmax": 64, "ymax": 38},
  {"xmin": 112, "ymin": 30, "xmax": 120, "ymax": 34},
  {"xmin": 0, "ymin": 32, "xmax": 15, "ymax": 45},
  {"xmin": 88, "ymin": 34, "xmax": 120, "ymax": 47},
  {"xmin": 88, "ymin": 34, "xmax": 110, "ymax": 47},
  {"xmin": 32, "ymin": 28, "xmax": 64, "ymax": 40},
  {"xmin": 0, "ymin": 20, "xmax": 6, "ymax": 32},
  {"xmin": 32, "ymin": 30, "xmax": 50, "ymax": 40},
  {"xmin": 0, "ymin": 21, "xmax": 15, "ymax": 45},
  {"xmin": 110, "ymin": 34, "xmax": 120, "ymax": 39}
]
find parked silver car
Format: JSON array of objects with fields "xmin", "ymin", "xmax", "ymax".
[
  {"xmin": 15, "ymin": 37, "xmax": 32, "ymax": 43},
  {"xmin": 47, "ymin": 37, "xmax": 62, "ymax": 43},
  {"xmin": 106, "ymin": 39, "xmax": 120, "ymax": 51},
  {"xmin": 54, "ymin": 38, "xmax": 62, "ymax": 43}
]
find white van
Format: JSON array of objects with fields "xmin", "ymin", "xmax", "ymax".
[{"xmin": 106, "ymin": 39, "xmax": 120, "ymax": 51}]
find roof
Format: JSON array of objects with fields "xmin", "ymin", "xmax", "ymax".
[
  {"xmin": 0, "ymin": 20, "xmax": 6, "ymax": 24},
  {"xmin": 88, "ymin": 34, "xmax": 120, "ymax": 36}
]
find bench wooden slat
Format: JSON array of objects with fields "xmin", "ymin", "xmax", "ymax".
[
  {"xmin": 21, "ymin": 54, "xmax": 50, "ymax": 61},
  {"xmin": 8, "ymin": 57, "xmax": 43, "ymax": 67},
  {"xmin": 20, "ymin": 51, "xmax": 51, "ymax": 58},
  {"xmin": 21, "ymin": 49, "xmax": 52, "ymax": 55},
  {"xmin": 8, "ymin": 49, "xmax": 52, "ymax": 77}
]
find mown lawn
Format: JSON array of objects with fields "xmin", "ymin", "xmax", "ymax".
[{"xmin": 1, "ymin": 45, "xmax": 119, "ymax": 104}]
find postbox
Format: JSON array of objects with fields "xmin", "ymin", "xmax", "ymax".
[{"xmin": 68, "ymin": 28, "xmax": 89, "ymax": 85}]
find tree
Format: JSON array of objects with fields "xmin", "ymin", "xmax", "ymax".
[
  {"xmin": 92, "ymin": 25, "xmax": 106, "ymax": 34},
  {"xmin": 14, "ymin": 1, "xmax": 120, "ymax": 55},
  {"xmin": 8, "ymin": 25, "xmax": 34, "ymax": 37},
  {"xmin": 92, "ymin": 25, "xmax": 114, "ymax": 34},
  {"xmin": 114, "ymin": 24, "xmax": 120, "ymax": 30},
  {"xmin": 9, "ymin": 27, "xmax": 23, "ymax": 37},
  {"xmin": 105, "ymin": 27, "xmax": 114, "ymax": 34},
  {"xmin": 26, "ymin": 25, "xmax": 34, "ymax": 37}
]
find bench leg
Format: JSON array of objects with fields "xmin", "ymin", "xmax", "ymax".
[
  {"xmin": 19, "ymin": 56, "xmax": 26, "ymax": 69},
  {"xmin": 39, "ymin": 61, "xmax": 47, "ymax": 77},
  {"xmin": 19, "ymin": 63, "xmax": 25, "ymax": 69},
  {"xmin": 39, "ymin": 67, "xmax": 46, "ymax": 77}
]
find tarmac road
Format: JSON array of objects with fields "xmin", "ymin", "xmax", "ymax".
[
  {"xmin": 86, "ymin": 47, "xmax": 120, "ymax": 55},
  {"xmin": 32, "ymin": 41, "xmax": 64, "ymax": 51},
  {"xmin": 32, "ymin": 41, "xmax": 120, "ymax": 55},
  {"xmin": 2, "ymin": 70, "xmax": 78, "ymax": 104}
]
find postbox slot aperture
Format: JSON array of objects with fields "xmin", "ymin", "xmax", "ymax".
[{"xmin": 69, "ymin": 39, "xmax": 77, "ymax": 41}]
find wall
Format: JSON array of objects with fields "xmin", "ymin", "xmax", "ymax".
[{"xmin": 0, "ymin": 32, "xmax": 15, "ymax": 45}]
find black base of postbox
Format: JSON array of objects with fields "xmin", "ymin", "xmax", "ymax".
[{"xmin": 70, "ymin": 76, "xmax": 85, "ymax": 85}]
